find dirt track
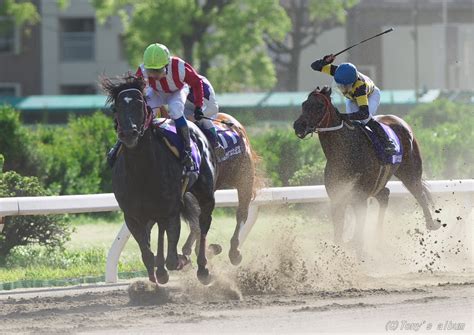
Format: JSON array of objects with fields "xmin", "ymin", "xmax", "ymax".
[
  {"xmin": 0, "ymin": 275, "xmax": 472, "ymax": 334},
  {"xmin": 1, "ymin": 201, "xmax": 472, "ymax": 334}
]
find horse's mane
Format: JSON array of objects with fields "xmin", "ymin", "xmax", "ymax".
[{"xmin": 100, "ymin": 73, "xmax": 146, "ymax": 106}]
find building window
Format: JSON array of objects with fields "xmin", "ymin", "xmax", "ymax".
[
  {"xmin": 60, "ymin": 84, "xmax": 96, "ymax": 95},
  {"xmin": 0, "ymin": 83, "xmax": 21, "ymax": 96},
  {"xmin": 0, "ymin": 17, "xmax": 17, "ymax": 54},
  {"xmin": 60, "ymin": 18, "xmax": 95, "ymax": 61}
]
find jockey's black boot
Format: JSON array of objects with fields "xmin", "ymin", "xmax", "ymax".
[
  {"xmin": 207, "ymin": 127, "xmax": 225, "ymax": 160},
  {"xmin": 107, "ymin": 140, "xmax": 122, "ymax": 168},
  {"xmin": 367, "ymin": 119, "xmax": 397, "ymax": 155},
  {"xmin": 177, "ymin": 124, "xmax": 194, "ymax": 171}
]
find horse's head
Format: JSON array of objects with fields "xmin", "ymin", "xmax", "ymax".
[
  {"xmin": 100, "ymin": 74, "xmax": 152, "ymax": 148},
  {"xmin": 293, "ymin": 86, "xmax": 338, "ymax": 139}
]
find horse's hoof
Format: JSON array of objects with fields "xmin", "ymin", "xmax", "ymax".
[
  {"xmin": 182, "ymin": 246, "xmax": 192, "ymax": 257},
  {"xmin": 197, "ymin": 268, "xmax": 213, "ymax": 285},
  {"xmin": 148, "ymin": 274, "xmax": 157, "ymax": 284},
  {"xmin": 177, "ymin": 254, "xmax": 191, "ymax": 270},
  {"xmin": 427, "ymin": 219, "xmax": 441, "ymax": 231},
  {"xmin": 156, "ymin": 270, "xmax": 169, "ymax": 284},
  {"xmin": 208, "ymin": 244, "xmax": 223, "ymax": 256},
  {"xmin": 229, "ymin": 249, "xmax": 243, "ymax": 266}
]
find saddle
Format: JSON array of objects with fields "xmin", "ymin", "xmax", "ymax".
[{"xmin": 153, "ymin": 118, "xmax": 244, "ymax": 164}]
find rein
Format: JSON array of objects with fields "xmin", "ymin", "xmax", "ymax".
[
  {"xmin": 306, "ymin": 92, "xmax": 344, "ymax": 134},
  {"xmin": 116, "ymin": 88, "xmax": 153, "ymax": 137}
]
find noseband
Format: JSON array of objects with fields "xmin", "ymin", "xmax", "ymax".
[
  {"xmin": 116, "ymin": 88, "xmax": 153, "ymax": 138},
  {"xmin": 304, "ymin": 92, "xmax": 343, "ymax": 134}
]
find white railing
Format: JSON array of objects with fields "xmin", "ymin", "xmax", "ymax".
[{"xmin": 0, "ymin": 180, "xmax": 472, "ymax": 283}]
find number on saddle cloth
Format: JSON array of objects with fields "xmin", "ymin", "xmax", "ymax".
[{"xmin": 214, "ymin": 124, "xmax": 244, "ymax": 162}]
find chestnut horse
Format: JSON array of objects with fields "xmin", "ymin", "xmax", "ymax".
[
  {"xmin": 179, "ymin": 113, "xmax": 261, "ymax": 266},
  {"xmin": 293, "ymin": 86, "xmax": 439, "ymax": 253}
]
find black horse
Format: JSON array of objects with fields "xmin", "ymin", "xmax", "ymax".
[{"xmin": 101, "ymin": 74, "xmax": 216, "ymax": 285}]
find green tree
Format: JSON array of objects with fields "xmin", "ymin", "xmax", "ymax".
[
  {"xmin": 266, "ymin": 0, "xmax": 358, "ymax": 91},
  {"xmin": 92, "ymin": 0, "xmax": 291, "ymax": 92},
  {"xmin": 0, "ymin": 171, "xmax": 70, "ymax": 259},
  {"xmin": 0, "ymin": 0, "xmax": 69, "ymax": 28}
]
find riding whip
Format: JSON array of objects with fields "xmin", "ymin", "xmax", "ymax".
[{"xmin": 334, "ymin": 28, "xmax": 394, "ymax": 57}]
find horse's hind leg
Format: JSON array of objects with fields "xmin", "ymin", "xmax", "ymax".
[
  {"xmin": 394, "ymin": 140, "xmax": 439, "ymax": 230},
  {"xmin": 229, "ymin": 179, "xmax": 253, "ymax": 266},
  {"xmin": 192, "ymin": 179, "xmax": 216, "ymax": 285},
  {"xmin": 397, "ymin": 175, "xmax": 439, "ymax": 230},
  {"xmin": 181, "ymin": 193, "xmax": 201, "ymax": 257},
  {"xmin": 374, "ymin": 187, "xmax": 390, "ymax": 241},
  {"xmin": 125, "ymin": 216, "xmax": 156, "ymax": 283}
]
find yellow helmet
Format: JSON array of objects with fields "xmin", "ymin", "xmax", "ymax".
[{"xmin": 143, "ymin": 43, "xmax": 170, "ymax": 69}]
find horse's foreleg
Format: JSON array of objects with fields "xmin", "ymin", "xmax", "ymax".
[
  {"xmin": 352, "ymin": 197, "xmax": 368, "ymax": 255},
  {"xmin": 126, "ymin": 217, "xmax": 156, "ymax": 283},
  {"xmin": 374, "ymin": 187, "xmax": 390, "ymax": 241},
  {"xmin": 164, "ymin": 214, "xmax": 188, "ymax": 271},
  {"xmin": 155, "ymin": 223, "xmax": 169, "ymax": 284},
  {"xmin": 331, "ymin": 201, "xmax": 346, "ymax": 245}
]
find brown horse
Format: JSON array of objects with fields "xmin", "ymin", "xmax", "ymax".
[
  {"xmin": 293, "ymin": 86, "xmax": 439, "ymax": 253},
  {"xmin": 181, "ymin": 112, "xmax": 261, "ymax": 265}
]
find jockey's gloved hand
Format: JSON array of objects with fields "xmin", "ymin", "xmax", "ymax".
[
  {"xmin": 194, "ymin": 106, "xmax": 204, "ymax": 121},
  {"xmin": 311, "ymin": 54, "xmax": 335, "ymax": 71},
  {"xmin": 323, "ymin": 54, "xmax": 335, "ymax": 64}
]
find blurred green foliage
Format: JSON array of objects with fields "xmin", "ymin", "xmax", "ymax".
[
  {"xmin": 34, "ymin": 112, "xmax": 116, "ymax": 195},
  {"xmin": 404, "ymin": 99, "xmax": 474, "ymax": 179},
  {"xmin": 251, "ymin": 127, "xmax": 326, "ymax": 186},
  {"xmin": 0, "ymin": 105, "xmax": 40, "ymax": 176}
]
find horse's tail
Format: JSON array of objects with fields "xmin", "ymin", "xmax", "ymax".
[
  {"xmin": 216, "ymin": 113, "xmax": 265, "ymax": 200},
  {"xmin": 248, "ymin": 141, "xmax": 266, "ymax": 200},
  {"xmin": 181, "ymin": 192, "xmax": 200, "ymax": 228}
]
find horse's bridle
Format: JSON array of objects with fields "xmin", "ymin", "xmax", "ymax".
[
  {"xmin": 304, "ymin": 91, "xmax": 344, "ymax": 135},
  {"xmin": 116, "ymin": 88, "xmax": 153, "ymax": 138}
]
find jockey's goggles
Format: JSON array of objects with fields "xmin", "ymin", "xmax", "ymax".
[
  {"xmin": 335, "ymin": 82, "xmax": 353, "ymax": 95},
  {"xmin": 146, "ymin": 66, "xmax": 167, "ymax": 75}
]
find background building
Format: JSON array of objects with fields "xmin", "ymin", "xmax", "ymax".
[{"xmin": 0, "ymin": 0, "xmax": 129, "ymax": 97}]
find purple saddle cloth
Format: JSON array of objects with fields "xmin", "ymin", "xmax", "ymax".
[
  {"xmin": 363, "ymin": 122, "xmax": 403, "ymax": 165},
  {"xmin": 153, "ymin": 119, "xmax": 201, "ymax": 173}
]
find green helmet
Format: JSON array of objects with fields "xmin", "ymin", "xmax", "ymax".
[{"xmin": 143, "ymin": 43, "xmax": 170, "ymax": 69}]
